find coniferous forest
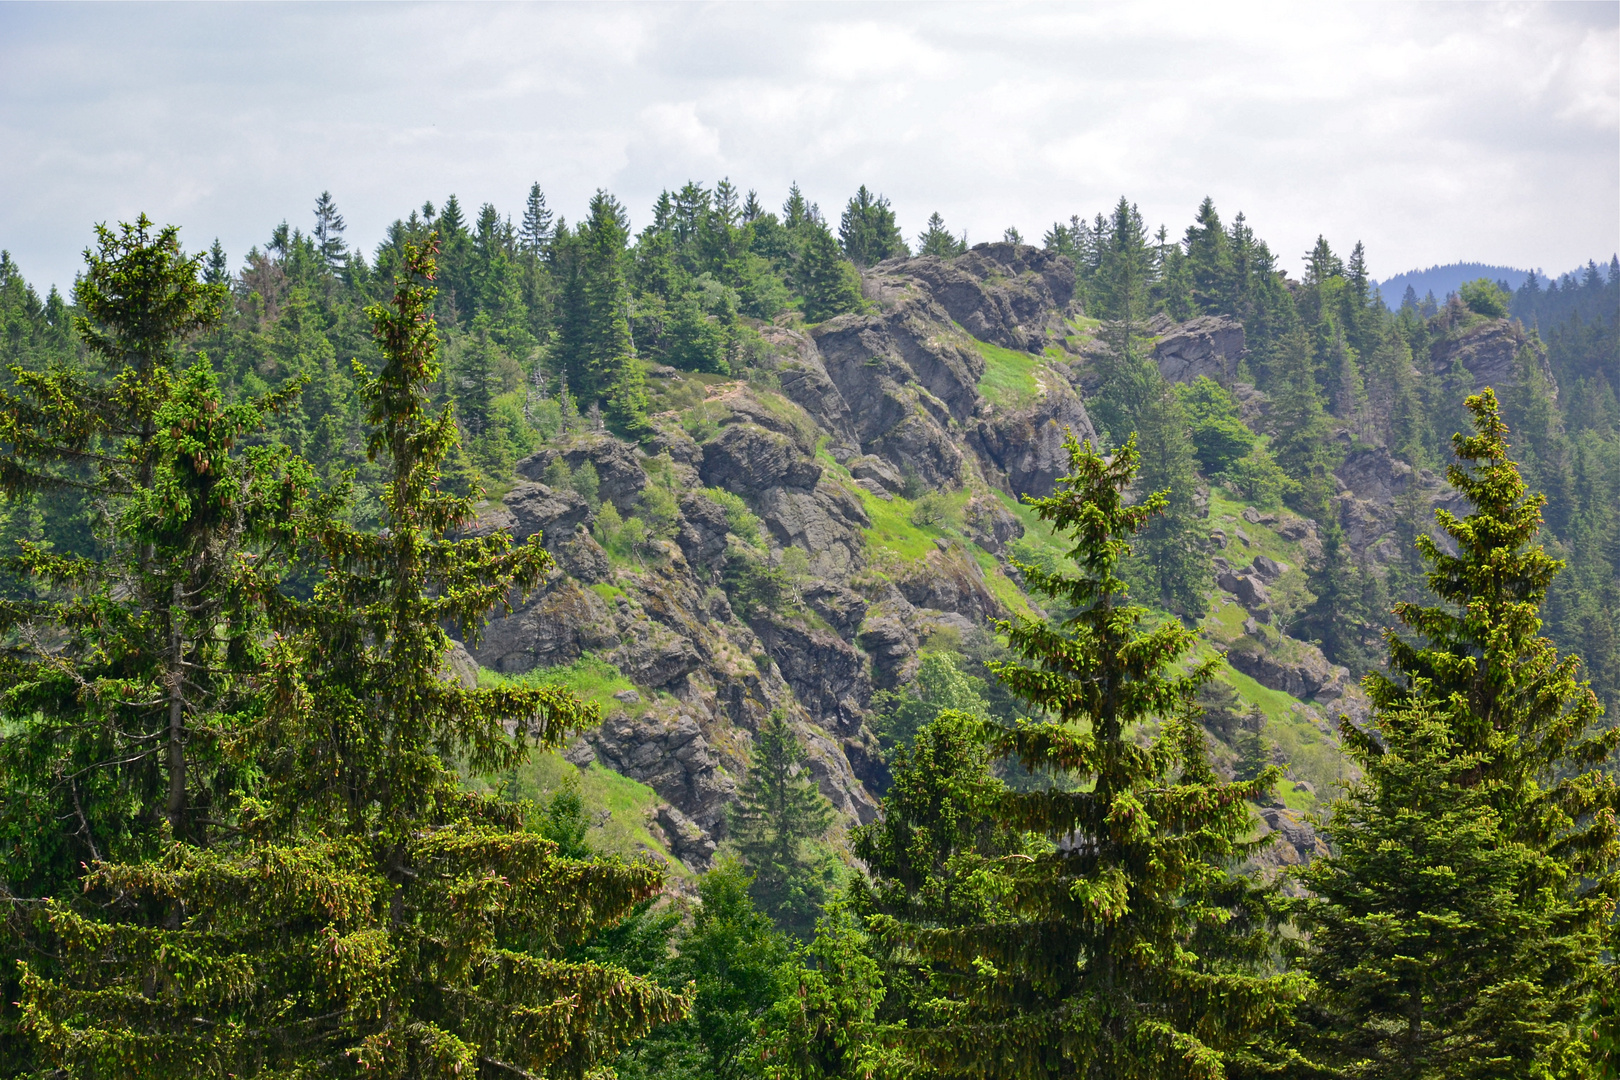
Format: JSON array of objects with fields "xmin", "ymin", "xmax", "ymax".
[{"xmin": 0, "ymin": 181, "xmax": 1618, "ymax": 1078}]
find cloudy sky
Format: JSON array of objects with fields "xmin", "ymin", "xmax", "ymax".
[{"xmin": 2, "ymin": 2, "xmax": 1615, "ymax": 294}]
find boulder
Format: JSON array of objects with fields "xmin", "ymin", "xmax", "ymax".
[
  {"xmin": 849, "ymin": 455, "xmax": 905, "ymax": 494},
  {"xmin": 748, "ymin": 611, "xmax": 871, "ymax": 733},
  {"xmin": 1153, "ymin": 315, "xmax": 1246, "ymax": 385},
  {"xmin": 1216, "ymin": 569, "xmax": 1271, "ymax": 610},
  {"xmin": 676, "ymin": 491, "xmax": 731, "ymax": 570},
  {"xmin": 517, "ymin": 434, "xmax": 647, "ymax": 513},
  {"xmin": 655, "ymin": 803, "xmax": 718, "ymax": 871}
]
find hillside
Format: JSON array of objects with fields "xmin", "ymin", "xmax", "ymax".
[{"xmin": 1, "ymin": 189, "xmax": 1615, "ymax": 883}]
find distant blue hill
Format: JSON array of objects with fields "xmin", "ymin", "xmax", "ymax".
[{"xmin": 1372, "ymin": 262, "xmax": 1531, "ymax": 303}]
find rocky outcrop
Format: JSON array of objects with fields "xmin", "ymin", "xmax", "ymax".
[
  {"xmin": 750, "ymin": 484, "xmax": 866, "ymax": 579},
  {"xmin": 701, "ymin": 423, "xmax": 822, "ymax": 493},
  {"xmin": 969, "ymin": 378, "xmax": 1098, "ymax": 499},
  {"xmin": 1226, "ymin": 639, "xmax": 1338, "ymax": 700},
  {"xmin": 880, "ymin": 242, "xmax": 1077, "ymax": 353},
  {"xmin": 586, "ymin": 706, "xmax": 735, "ymax": 840},
  {"xmin": 472, "ymin": 578, "xmax": 617, "ymax": 674},
  {"xmin": 1152, "ymin": 315, "xmax": 1246, "ymax": 385},
  {"xmin": 1429, "ymin": 314, "xmax": 1557, "ymax": 400},
  {"xmin": 518, "ymin": 435, "xmax": 647, "ymax": 512},
  {"xmin": 748, "ymin": 610, "xmax": 871, "ymax": 734},
  {"xmin": 891, "ymin": 545, "xmax": 1005, "ymax": 625}
]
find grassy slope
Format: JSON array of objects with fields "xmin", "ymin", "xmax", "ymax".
[{"xmin": 473, "ymin": 658, "xmax": 689, "ymax": 875}]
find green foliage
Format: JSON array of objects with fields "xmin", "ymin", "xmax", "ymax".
[
  {"xmin": 871, "ymin": 651, "xmax": 991, "ymax": 760},
  {"xmin": 797, "ymin": 223, "xmax": 864, "ymax": 323},
  {"xmin": 1296, "ymin": 390, "xmax": 1619, "ymax": 1077},
  {"xmin": 728, "ymin": 710, "xmax": 838, "ymax": 938},
  {"xmin": 838, "ymin": 185, "xmax": 907, "ymax": 267},
  {"xmin": 916, "ymin": 211, "xmax": 966, "ymax": 258},
  {"xmin": 1459, "ymin": 276, "xmax": 1511, "ymax": 318},
  {"xmin": 888, "ymin": 434, "xmax": 1301, "ymax": 1078},
  {"xmin": 14, "ymin": 235, "xmax": 688, "ymax": 1078},
  {"xmin": 1176, "ymin": 374, "xmax": 1256, "ymax": 475}
]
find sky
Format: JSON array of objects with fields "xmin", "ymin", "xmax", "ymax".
[{"xmin": 2, "ymin": 1, "xmax": 1616, "ymax": 295}]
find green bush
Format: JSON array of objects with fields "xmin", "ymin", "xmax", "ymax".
[
  {"xmin": 1459, "ymin": 277, "xmax": 1510, "ymax": 318},
  {"xmin": 1176, "ymin": 376, "xmax": 1256, "ymax": 476}
]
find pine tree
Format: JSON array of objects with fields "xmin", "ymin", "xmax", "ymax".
[
  {"xmin": 1297, "ymin": 389, "xmax": 1619, "ymax": 1077},
  {"xmin": 0, "ymin": 216, "xmax": 232, "ymax": 886},
  {"xmin": 917, "ymin": 212, "xmax": 964, "ymax": 258},
  {"xmin": 16, "ymin": 235, "xmax": 688, "ymax": 1077},
  {"xmin": 204, "ymin": 237, "xmax": 230, "ymax": 286},
  {"xmin": 797, "ymin": 222, "xmax": 864, "ymax": 323},
  {"xmin": 838, "ymin": 185, "xmax": 907, "ymax": 267},
  {"xmin": 312, "ymin": 190, "xmax": 346, "ymax": 271},
  {"xmin": 892, "ymin": 435, "xmax": 1301, "ymax": 1079},
  {"xmin": 1129, "ymin": 383, "xmax": 1210, "ymax": 620},
  {"xmin": 520, "ymin": 181, "xmax": 554, "ymax": 256},
  {"xmin": 557, "ymin": 191, "xmax": 648, "ymax": 435},
  {"xmin": 729, "ymin": 709, "xmax": 837, "ymax": 937},
  {"xmin": 1184, "ymin": 197, "xmax": 1232, "ymax": 313}
]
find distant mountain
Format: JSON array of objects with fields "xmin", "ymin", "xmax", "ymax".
[{"xmin": 1373, "ymin": 262, "xmax": 1530, "ymax": 303}]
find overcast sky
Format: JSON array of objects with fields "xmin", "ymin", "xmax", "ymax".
[{"xmin": 2, "ymin": 2, "xmax": 1616, "ymax": 294}]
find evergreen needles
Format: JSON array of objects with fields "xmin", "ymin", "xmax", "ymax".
[{"xmin": 888, "ymin": 434, "xmax": 1303, "ymax": 1079}]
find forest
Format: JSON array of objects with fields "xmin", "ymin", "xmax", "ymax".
[{"xmin": 0, "ymin": 178, "xmax": 1617, "ymax": 1079}]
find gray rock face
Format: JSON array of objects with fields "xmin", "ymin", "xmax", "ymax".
[
  {"xmin": 1153, "ymin": 315, "xmax": 1246, "ymax": 385},
  {"xmin": 892, "ymin": 547, "xmax": 1004, "ymax": 625},
  {"xmin": 676, "ymin": 491, "xmax": 731, "ymax": 571},
  {"xmin": 473, "ymin": 578, "xmax": 617, "ymax": 674},
  {"xmin": 849, "ymin": 455, "xmax": 905, "ymax": 494},
  {"xmin": 964, "ymin": 496, "xmax": 1024, "ymax": 554},
  {"xmin": 1227, "ymin": 641, "xmax": 1338, "ymax": 700},
  {"xmin": 857, "ymin": 604, "xmax": 921, "ymax": 689},
  {"xmin": 518, "ymin": 435, "xmax": 647, "ymax": 512},
  {"xmin": 614, "ymin": 623, "xmax": 702, "ymax": 689},
  {"xmin": 654, "ymin": 803, "xmax": 718, "ymax": 871},
  {"xmin": 802, "ymin": 580, "xmax": 869, "ymax": 640},
  {"xmin": 587, "ymin": 707, "xmax": 735, "ymax": 838},
  {"xmin": 441, "ymin": 639, "xmax": 480, "ymax": 690},
  {"xmin": 763, "ymin": 325, "xmax": 862, "ymax": 454},
  {"xmin": 500, "ymin": 482, "xmax": 592, "ymax": 546},
  {"xmin": 1429, "ymin": 316, "xmax": 1557, "ymax": 400},
  {"xmin": 969, "ymin": 379, "xmax": 1098, "ymax": 499},
  {"xmin": 748, "ymin": 610, "xmax": 871, "ymax": 734},
  {"xmin": 890, "ymin": 242, "xmax": 1076, "ymax": 352},
  {"xmin": 1258, "ymin": 806, "xmax": 1328, "ymax": 864},
  {"xmin": 700, "ymin": 424, "xmax": 821, "ymax": 494},
  {"xmin": 753, "ymin": 483, "xmax": 869, "ymax": 579}
]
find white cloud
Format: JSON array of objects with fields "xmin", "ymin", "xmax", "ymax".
[{"xmin": 0, "ymin": 1, "xmax": 1613, "ymax": 292}]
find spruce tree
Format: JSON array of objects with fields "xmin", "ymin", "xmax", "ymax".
[
  {"xmin": 796, "ymin": 222, "xmax": 864, "ymax": 323},
  {"xmin": 893, "ymin": 434, "xmax": 1301, "ymax": 1079},
  {"xmin": 17, "ymin": 236, "xmax": 687, "ymax": 1077},
  {"xmin": 837, "ymin": 185, "xmax": 907, "ymax": 267},
  {"xmin": 1296, "ymin": 389, "xmax": 1619, "ymax": 1077},
  {"xmin": 917, "ymin": 212, "xmax": 964, "ymax": 258},
  {"xmin": 519, "ymin": 181, "xmax": 554, "ymax": 256},
  {"xmin": 312, "ymin": 190, "xmax": 346, "ymax": 271},
  {"xmin": 556, "ymin": 191, "xmax": 648, "ymax": 436},
  {"xmin": 729, "ymin": 709, "xmax": 837, "ymax": 937}
]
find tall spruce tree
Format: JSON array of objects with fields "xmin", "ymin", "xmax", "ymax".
[
  {"xmin": 556, "ymin": 191, "xmax": 648, "ymax": 435},
  {"xmin": 728, "ymin": 709, "xmax": 837, "ymax": 937},
  {"xmin": 838, "ymin": 185, "xmax": 907, "ymax": 267},
  {"xmin": 796, "ymin": 222, "xmax": 864, "ymax": 323},
  {"xmin": 917, "ymin": 212, "xmax": 964, "ymax": 258},
  {"xmin": 1296, "ymin": 389, "xmax": 1619, "ymax": 1077},
  {"xmin": 16, "ymin": 236, "xmax": 687, "ymax": 1077},
  {"xmin": 892, "ymin": 434, "xmax": 1301, "ymax": 1079}
]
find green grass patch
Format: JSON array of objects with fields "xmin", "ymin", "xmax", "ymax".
[
  {"xmin": 973, "ymin": 340, "xmax": 1043, "ymax": 409},
  {"xmin": 482, "ymin": 654, "xmax": 643, "ymax": 716},
  {"xmin": 590, "ymin": 582, "xmax": 627, "ymax": 605},
  {"xmin": 854, "ymin": 484, "xmax": 956, "ymax": 562},
  {"xmin": 480, "ymin": 751, "xmax": 690, "ymax": 877}
]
